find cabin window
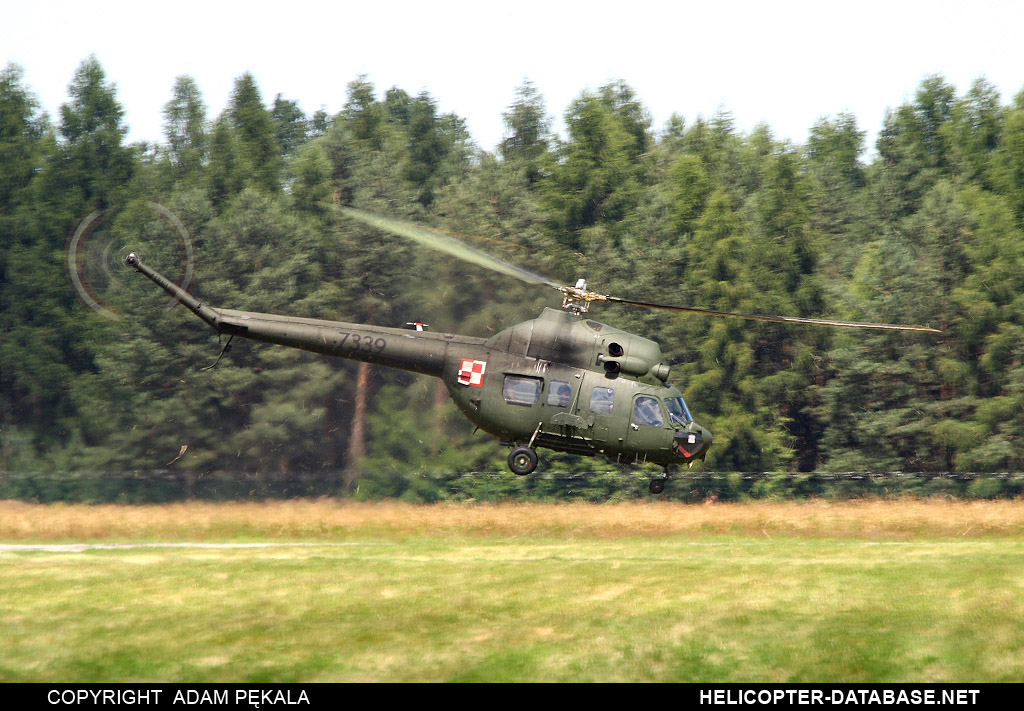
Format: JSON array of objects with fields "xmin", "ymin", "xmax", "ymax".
[
  {"xmin": 665, "ymin": 396, "xmax": 693, "ymax": 426},
  {"xmin": 590, "ymin": 387, "xmax": 615, "ymax": 415},
  {"xmin": 547, "ymin": 380, "xmax": 572, "ymax": 408},
  {"xmin": 633, "ymin": 396, "xmax": 665, "ymax": 427},
  {"xmin": 503, "ymin": 375, "xmax": 542, "ymax": 406}
]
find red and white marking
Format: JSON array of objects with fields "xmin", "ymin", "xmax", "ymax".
[{"xmin": 458, "ymin": 359, "xmax": 487, "ymax": 387}]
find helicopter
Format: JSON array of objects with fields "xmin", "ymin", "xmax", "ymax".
[{"xmin": 125, "ymin": 208, "xmax": 940, "ymax": 494}]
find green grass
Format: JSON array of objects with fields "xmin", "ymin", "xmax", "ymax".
[{"xmin": 3, "ymin": 535, "xmax": 1024, "ymax": 682}]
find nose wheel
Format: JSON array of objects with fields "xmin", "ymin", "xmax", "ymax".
[
  {"xmin": 649, "ymin": 466, "xmax": 670, "ymax": 495},
  {"xmin": 508, "ymin": 446, "xmax": 539, "ymax": 476}
]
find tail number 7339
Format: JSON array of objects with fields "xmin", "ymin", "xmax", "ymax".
[{"xmin": 338, "ymin": 332, "xmax": 387, "ymax": 353}]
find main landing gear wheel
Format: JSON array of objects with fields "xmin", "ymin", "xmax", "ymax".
[
  {"xmin": 508, "ymin": 446, "xmax": 539, "ymax": 476},
  {"xmin": 649, "ymin": 479, "xmax": 666, "ymax": 495}
]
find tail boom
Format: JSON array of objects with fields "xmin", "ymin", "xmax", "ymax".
[{"xmin": 125, "ymin": 253, "xmax": 483, "ymax": 377}]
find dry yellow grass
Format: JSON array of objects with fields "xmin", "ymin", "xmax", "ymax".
[{"xmin": 3, "ymin": 498, "xmax": 1024, "ymax": 540}]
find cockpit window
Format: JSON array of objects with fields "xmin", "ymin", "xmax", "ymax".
[
  {"xmin": 665, "ymin": 396, "xmax": 693, "ymax": 426},
  {"xmin": 633, "ymin": 396, "xmax": 665, "ymax": 427}
]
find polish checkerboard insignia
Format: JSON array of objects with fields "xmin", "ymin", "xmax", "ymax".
[{"xmin": 458, "ymin": 359, "xmax": 486, "ymax": 387}]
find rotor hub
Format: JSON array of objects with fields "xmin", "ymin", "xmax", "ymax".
[{"xmin": 559, "ymin": 278, "xmax": 609, "ymax": 314}]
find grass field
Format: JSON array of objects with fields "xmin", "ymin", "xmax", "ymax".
[{"xmin": 2, "ymin": 499, "xmax": 1023, "ymax": 682}]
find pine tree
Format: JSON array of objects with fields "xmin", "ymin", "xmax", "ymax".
[
  {"xmin": 163, "ymin": 75, "xmax": 208, "ymax": 182},
  {"xmin": 227, "ymin": 73, "xmax": 281, "ymax": 193},
  {"xmin": 500, "ymin": 80, "xmax": 551, "ymax": 183},
  {"xmin": 58, "ymin": 55, "xmax": 134, "ymax": 208}
]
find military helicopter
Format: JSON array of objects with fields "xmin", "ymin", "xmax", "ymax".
[{"xmin": 125, "ymin": 209, "xmax": 939, "ymax": 494}]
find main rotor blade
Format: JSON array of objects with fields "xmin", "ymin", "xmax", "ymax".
[
  {"xmin": 340, "ymin": 208, "xmax": 563, "ymax": 289},
  {"xmin": 339, "ymin": 208, "xmax": 940, "ymax": 333},
  {"xmin": 606, "ymin": 295, "xmax": 942, "ymax": 333}
]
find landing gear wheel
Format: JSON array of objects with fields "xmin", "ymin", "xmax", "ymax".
[
  {"xmin": 508, "ymin": 447, "xmax": 539, "ymax": 476},
  {"xmin": 649, "ymin": 479, "xmax": 666, "ymax": 495}
]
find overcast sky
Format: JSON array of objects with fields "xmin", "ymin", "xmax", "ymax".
[{"xmin": 4, "ymin": 0, "xmax": 1024, "ymax": 154}]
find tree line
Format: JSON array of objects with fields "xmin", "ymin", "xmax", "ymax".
[{"xmin": 3, "ymin": 57, "xmax": 1024, "ymax": 501}]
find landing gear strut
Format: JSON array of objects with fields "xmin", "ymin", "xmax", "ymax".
[{"xmin": 508, "ymin": 446, "xmax": 539, "ymax": 476}]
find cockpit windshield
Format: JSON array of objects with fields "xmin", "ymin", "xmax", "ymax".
[{"xmin": 665, "ymin": 396, "xmax": 692, "ymax": 426}]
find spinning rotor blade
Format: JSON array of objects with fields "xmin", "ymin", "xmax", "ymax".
[
  {"xmin": 603, "ymin": 295, "xmax": 942, "ymax": 333},
  {"xmin": 340, "ymin": 208, "xmax": 563, "ymax": 289},
  {"xmin": 341, "ymin": 207, "xmax": 940, "ymax": 333}
]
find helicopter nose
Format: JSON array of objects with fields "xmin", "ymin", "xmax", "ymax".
[
  {"xmin": 696, "ymin": 426, "xmax": 712, "ymax": 458},
  {"xmin": 673, "ymin": 424, "xmax": 712, "ymax": 461},
  {"xmin": 700, "ymin": 425, "xmax": 713, "ymax": 450}
]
